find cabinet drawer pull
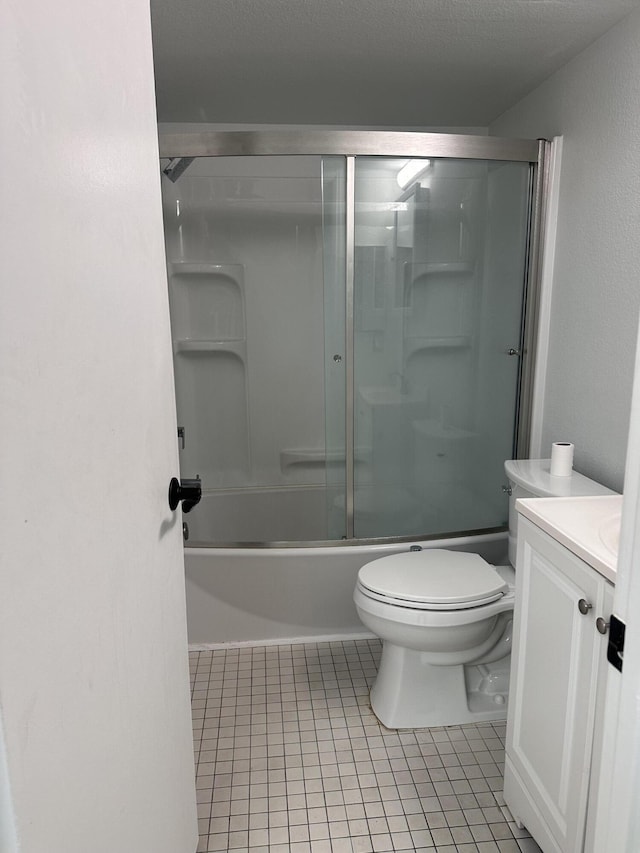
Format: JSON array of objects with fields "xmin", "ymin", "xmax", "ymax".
[
  {"xmin": 596, "ymin": 617, "xmax": 609, "ymax": 635},
  {"xmin": 578, "ymin": 599, "xmax": 592, "ymax": 615}
]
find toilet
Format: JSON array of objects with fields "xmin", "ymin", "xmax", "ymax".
[{"xmin": 354, "ymin": 458, "xmax": 616, "ymax": 729}]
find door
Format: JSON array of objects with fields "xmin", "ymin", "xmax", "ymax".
[{"xmin": 0, "ymin": 2, "xmax": 197, "ymax": 852}]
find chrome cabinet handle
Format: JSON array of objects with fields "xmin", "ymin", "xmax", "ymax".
[
  {"xmin": 578, "ymin": 599, "xmax": 593, "ymax": 615},
  {"xmin": 596, "ymin": 617, "xmax": 609, "ymax": 635}
]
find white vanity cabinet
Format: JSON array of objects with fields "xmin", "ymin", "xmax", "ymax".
[{"xmin": 504, "ymin": 515, "xmax": 614, "ymax": 853}]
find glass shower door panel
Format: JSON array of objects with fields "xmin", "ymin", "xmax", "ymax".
[
  {"xmin": 353, "ymin": 157, "xmax": 530, "ymax": 539},
  {"xmin": 162, "ymin": 155, "xmax": 342, "ymax": 542}
]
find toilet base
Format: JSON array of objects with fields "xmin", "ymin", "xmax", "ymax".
[{"xmin": 370, "ymin": 641, "xmax": 509, "ymax": 729}]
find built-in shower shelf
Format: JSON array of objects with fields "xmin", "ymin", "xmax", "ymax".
[
  {"xmin": 406, "ymin": 261, "xmax": 474, "ymax": 286},
  {"xmin": 169, "ymin": 262, "xmax": 246, "ymax": 342},
  {"xmin": 413, "ymin": 418, "xmax": 477, "ymax": 441},
  {"xmin": 174, "ymin": 339, "xmax": 247, "ymax": 360},
  {"xmin": 417, "ymin": 262, "xmax": 473, "ymax": 274},
  {"xmin": 280, "ymin": 447, "xmax": 371, "ymax": 472},
  {"xmin": 406, "ymin": 335, "xmax": 471, "ymax": 351},
  {"xmin": 169, "ymin": 262, "xmax": 246, "ymax": 279}
]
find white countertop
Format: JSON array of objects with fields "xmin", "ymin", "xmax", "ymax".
[{"xmin": 516, "ymin": 495, "xmax": 623, "ymax": 584}]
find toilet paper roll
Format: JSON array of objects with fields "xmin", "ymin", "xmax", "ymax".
[{"xmin": 550, "ymin": 442, "xmax": 574, "ymax": 477}]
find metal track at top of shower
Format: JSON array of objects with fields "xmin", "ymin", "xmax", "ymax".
[{"xmin": 159, "ymin": 129, "xmax": 539, "ymax": 163}]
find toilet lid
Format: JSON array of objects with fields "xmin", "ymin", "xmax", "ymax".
[{"xmin": 357, "ymin": 550, "xmax": 508, "ymax": 610}]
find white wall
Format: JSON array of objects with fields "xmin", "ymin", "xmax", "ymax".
[{"xmin": 490, "ymin": 7, "xmax": 640, "ymax": 492}]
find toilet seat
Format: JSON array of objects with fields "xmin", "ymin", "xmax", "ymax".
[{"xmin": 357, "ymin": 549, "xmax": 508, "ymax": 611}]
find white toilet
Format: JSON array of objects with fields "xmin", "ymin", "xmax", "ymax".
[{"xmin": 354, "ymin": 458, "xmax": 615, "ymax": 729}]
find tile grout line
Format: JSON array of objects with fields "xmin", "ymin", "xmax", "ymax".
[{"xmin": 189, "ymin": 638, "xmax": 540, "ymax": 853}]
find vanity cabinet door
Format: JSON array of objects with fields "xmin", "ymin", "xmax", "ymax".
[{"xmin": 504, "ymin": 517, "xmax": 609, "ymax": 853}]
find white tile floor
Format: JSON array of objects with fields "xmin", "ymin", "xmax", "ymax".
[{"xmin": 190, "ymin": 639, "xmax": 541, "ymax": 853}]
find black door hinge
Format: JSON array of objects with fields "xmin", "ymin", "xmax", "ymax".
[{"xmin": 607, "ymin": 614, "xmax": 626, "ymax": 673}]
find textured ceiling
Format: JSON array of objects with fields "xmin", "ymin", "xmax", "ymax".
[{"xmin": 150, "ymin": 0, "xmax": 640, "ymax": 126}]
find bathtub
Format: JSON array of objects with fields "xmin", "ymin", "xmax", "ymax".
[{"xmin": 184, "ymin": 524, "xmax": 508, "ymax": 647}]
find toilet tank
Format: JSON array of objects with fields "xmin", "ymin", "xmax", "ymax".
[{"xmin": 504, "ymin": 459, "xmax": 617, "ymax": 567}]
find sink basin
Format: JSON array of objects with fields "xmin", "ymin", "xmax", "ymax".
[
  {"xmin": 358, "ymin": 386, "xmax": 424, "ymax": 406},
  {"xmin": 515, "ymin": 495, "xmax": 622, "ymax": 582},
  {"xmin": 599, "ymin": 514, "xmax": 621, "ymax": 557}
]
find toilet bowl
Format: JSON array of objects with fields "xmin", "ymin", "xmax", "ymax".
[
  {"xmin": 354, "ymin": 458, "xmax": 616, "ymax": 729},
  {"xmin": 354, "ymin": 549, "xmax": 515, "ymax": 728}
]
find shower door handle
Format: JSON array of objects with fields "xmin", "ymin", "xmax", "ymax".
[{"xmin": 168, "ymin": 477, "xmax": 202, "ymax": 513}]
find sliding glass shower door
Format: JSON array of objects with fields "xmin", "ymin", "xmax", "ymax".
[
  {"xmin": 159, "ymin": 131, "xmax": 543, "ymax": 545},
  {"xmin": 353, "ymin": 157, "xmax": 531, "ymax": 539},
  {"xmin": 162, "ymin": 154, "xmax": 347, "ymax": 543}
]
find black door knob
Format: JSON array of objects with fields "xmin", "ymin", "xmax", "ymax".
[{"xmin": 168, "ymin": 477, "xmax": 202, "ymax": 513}]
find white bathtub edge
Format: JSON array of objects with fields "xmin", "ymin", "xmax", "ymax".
[
  {"xmin": 185, "ymin": 531, "xmax": 507, "ymax": 558},
  {"xmin": 189, "ymin": 631, "xmax": 378, "ymax": 651}
]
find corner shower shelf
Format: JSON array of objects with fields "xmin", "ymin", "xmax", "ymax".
[
  {"xmin": 410, "ymin": 261, "xmax": 474, "ymax": 277},
  {"xmin": 280, "ymin": 447, "xmax": 371, "ymax": 472},
  {"xmin": 174, "ymin": 339, "xmax": 247, "ymax": 360},
  {"xmin": 406, "ymin": 335, "xmax": 472, "ymax": 351},
  {"xmin": 169, "ymin": 262, "xmax": 246, "ymax": 342},
  {"xmin": 413, "ymin": 418, "xmax": 477, "ymax": 442},
  {"xmin": 404, "ymin": 262, "xmax": 474, "ymax": 296}
]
